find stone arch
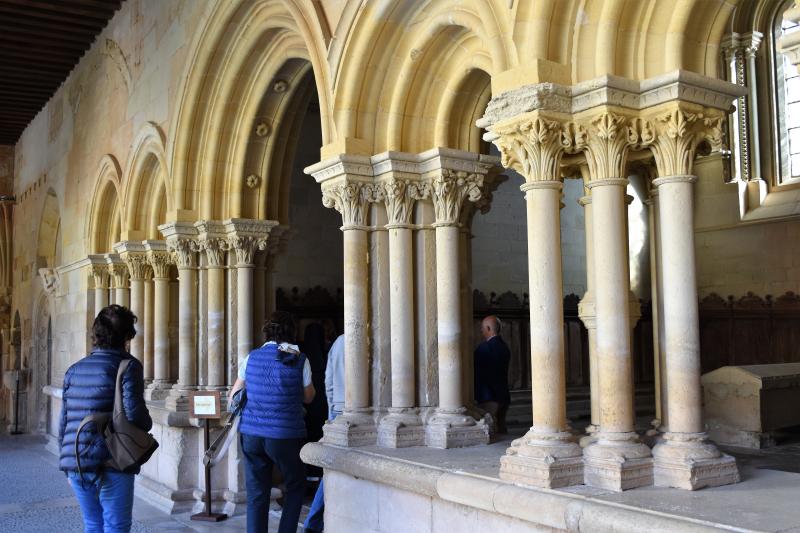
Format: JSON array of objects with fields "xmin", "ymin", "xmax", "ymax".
[
  {"xmin": 334, "ymin": 0, "xmax": 514, "ymax": 153},
  {"xmin": 167, "ymin": 0, "xmax": 333, "ymax": 221},
  {"xmin": 122, "ymin": 122, "xmax": 172, "ymax": 240},
  {"xmin": 87, "ymin": 155, "xmax": 124, "ymax": 253}
]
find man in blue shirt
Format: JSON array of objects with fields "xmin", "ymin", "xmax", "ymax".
[{"xmin": 474, "ymin": 315, "xmax": 511, "ymax": 434}]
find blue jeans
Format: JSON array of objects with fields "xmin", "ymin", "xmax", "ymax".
[
  {"xmin": 67, "ymin": 470, "xmax": 135, "ymax": 533},
  {"xmin": 304, "ymin": 410, "xmax": 339, "ymax": 532},
  {"xmin": 241, "ymin": 433, "xmax": 305, "ymax": 533}
]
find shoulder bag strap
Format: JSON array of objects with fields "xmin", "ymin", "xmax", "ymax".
[{"xmin": 113, "ymin": 358, "xmax": 131, "ymax": 419}]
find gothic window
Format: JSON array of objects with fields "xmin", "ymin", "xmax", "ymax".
[{"xmin": 773, "ymin": 1, "xmax": 800, "ymax": 184}]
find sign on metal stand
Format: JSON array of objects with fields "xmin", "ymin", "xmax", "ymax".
[{"xmin": 189, "ymin": 390, "xmax": 228, "ymax": 522}]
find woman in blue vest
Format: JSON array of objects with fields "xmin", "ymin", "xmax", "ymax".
[{"xmin": 230, "ymin": 311, "xmax": 315, "ymax": 533}]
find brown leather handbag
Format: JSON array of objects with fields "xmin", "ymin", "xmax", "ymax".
[{"xmin": 75, "ymin": 358, "xmax": 158, "ymax": 479}]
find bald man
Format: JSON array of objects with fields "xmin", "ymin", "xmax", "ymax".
[{"xmin": 474, "ymin": 315, "xmax": 511, "ymax": 434}]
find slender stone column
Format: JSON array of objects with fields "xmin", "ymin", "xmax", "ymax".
[
  {"xmin": 226, "ymin": 219, "xmax": 275, "ymax": 373},
  {"xmin": 577, "ymin": 192, "xmax": 600, "ymax": 445},
  {"xmin": 647, "ymin": 107, "xmax": 739, "ymax": 489},
  {"xmin": 484, "ymin": 116, "xmax": 583, "ymax": 486},
  {"xmin": 425, "ymin": 169, "xmax": 490, "ymax": 449},
  {"xmin": 107, "ymin": 255, "xmax": 129, "ymax": 309},
  {"xmin": 161, "ymin": 223, "xmax": 199, "ymax": 410},
  {"xmin": 117, "ymin": 243, "xmax": 150, "ymax": 365},
  {"xmin": 377, "ymin": 177, "xmax": 427, "ymax": 448},
  {"xmin": 143, "ymin": 272, "xmax": 154, "ymax": 381},
  {"xmin": 576, "ymin": 112, "xmax": 653, "ymax": 491},
  {"xmin": 313, "ymin": 172, "xmax": 379, "ymax": 447},
  {"xmin": 145, "ymin": 246, "xmax": 172, "ymax": 400},
  {"xmin": 198, "ymin": 230, "xmax": 227, "ymax": 390}
]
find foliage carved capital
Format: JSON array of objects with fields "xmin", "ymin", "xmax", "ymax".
[
  {"xmin": 382, "ymin": 178, "xmax": 429, "ymax": 226},
  {"xmin": 200, "ymin": 237, "xmax": 228, "ymax": 267},
  {"xmin": 647, "ymin": 108, "xmax": 723, "ymax": 177},
  {"xmin": 321, "ymin": 180, "xmax": 382, "ymax": 229},
  {"xmin": 167, "ymin": 238, "xmax": 200, "ymax": 269},
  {"xmin": 227, "ymin": 235, "xmax": 267, "ymax": 266},
  {"xmin": 578, "ymin": 112, "xmax": 653, "ymax": 181},
  {"xmin": 147, "ymin": 251, "xmax": 173, "ymax": 279},
  {"xmin": 90, "ymin": 264, "xmax": 110, "ymax": 288},
  {"xmin": 430, "ymin": 169, "xmax": 483, "ymax": 226},
  {"xmin": 122, "ymin": 253, "xmax": 151, "ymax": 281},
  {"xmin": 108, "ymin": 262, "xmax": 129, "ymax": 288}
]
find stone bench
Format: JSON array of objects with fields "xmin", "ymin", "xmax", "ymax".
[{"xmin": 702, "ymin": 363, "xmax": 800, "ymax": 448}]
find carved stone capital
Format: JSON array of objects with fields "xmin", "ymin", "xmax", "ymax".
[
  {"xmin": 430, "ymin": 169, "xmax": 483, "ymax": 226},
  {"xmin": 90, "ymin": 264, "xmax": 110, "ymax": 289},
  {"xmin": 645, "ymin": 106, "xmax": 724, "ymax": 177},
  {"xmin": 321, "ymin": 180, "xmax": 382, "ymax": 229},
  {"xmin": 122, "ymin": 252, "xmax": 151, "ymax": 280},
  {"xmin": 577, "ymin": 112, "xmax": 652, "ymax": 181},
  {"xmin": 382, "ymin": 178, "xmax": 429, "ymax": 226},
  {"xmin": 489, "ymin": 116, "xmax": 572, "ymax": 182},
  {"xmin": 166, "ymin": 238, "xmax": 200, "ymax": 269},
  {"xmin": 228, "ymin": 235, "xmax": 267, "ymax": 266},
  {"xmin": 108, "ymin": 262, "xmax": 129, "ymax": 289},
  {"xmin": 147, "ymin": 250, "xmax": 172, "ymax": 279},
  {"xmin": 200, "ymin": 237, "xmax": 228, "ymax": 267}
]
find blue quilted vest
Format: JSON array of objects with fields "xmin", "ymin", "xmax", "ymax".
[{"xmin": 240, "ymin": 343, "xmax": 307, "ymax": 439}]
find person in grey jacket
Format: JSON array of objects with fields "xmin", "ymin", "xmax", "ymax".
[
  {"xmin": 304, "ymin": 333, "xmax": 345, "ymax": 532},
  {"xmin": 59, "ymin": 304, "xmax": 152, "ymax": 533}
]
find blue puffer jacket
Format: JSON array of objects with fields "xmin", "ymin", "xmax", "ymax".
[
  {"xmin": 240, "ymin": 343, "xmax": 306, "ymax": 439},
  {"xmin": 58, "ymin": 349, "xmax": 152, "ymax": 474}
]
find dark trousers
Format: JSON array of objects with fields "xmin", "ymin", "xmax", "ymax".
[
  {"xmin": 479, "ymin": 401, "xmax": 510, "ymax": 434},
  {"xmin": 241, "ymin": 434, "xmax": 306, "ymax": 533}
]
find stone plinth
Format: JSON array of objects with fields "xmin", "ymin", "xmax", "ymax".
[
  {"xmin": 499, "ymin": 432, "xmax": 583, "ymax": 488},
  {"xmin": 653, "ymin": 433, "xmax": 740, "ymax": 490},
  {"xmin": 583, "ymin": 435, "xmax": 653, "ymax": 491},
  {"xmin": 323, "ymin": 410, "xmax": 377, "ymax": 447},
  {"xmin": 377, "ymin": 409, "xmax": 425, "ymax": 448},
  {"xmin": 424, "ymin": 410, "xmax": 490, "ymax": 449}
]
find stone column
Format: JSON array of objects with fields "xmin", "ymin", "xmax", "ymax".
[
  {"xmin": 485, "ymin": 116, "xmax": 583, "ymax": 487},
  {"xmin": 377, "ymin": 177, "xmax": 427, "ymax": 448},
  {"xmin": 197, "ymin": 225, "xmax": 227, "ymax": 390},
  {"xmin": 118, "ymin": 243, "xmax": 151, "ymax": 365},
  {"xmin": 644, "ymin": 189, "xmax": 667, "ymax": 433},
  {"xmin": 577, "ymin": 191, "xmax": 600, "ymax": 446},
  {"xmin": 577, "ymin": 112, "xmax": 653, "ymax": 491},
  {"xmin": 107, "ymin": 255, "xmax": 129, "ymax": 309},
  {"xmin": 312, "ymin": 168, "xmax": 379, "ymax": 447},
  {"xmin": 161, "ymin": 223, "xmax": 199, "ymax": 410},
  {"xmin": 647, "ymin": 107, "xmax": 739, "ymax": 489},
  {"xmin": 425, "ymin": 169, "xmax": 489, "ymax": 449},
  {"xmin": 145, "ymin": 245, "xmax": 172, "ymax": 400},
  {"xmin": 226, "ymin": 219, "xmax": 275, "ymax": 373}
]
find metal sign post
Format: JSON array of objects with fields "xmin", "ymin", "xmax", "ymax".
[{"xmin": 189, "ymin": 390, "xmax": 227, "ymax": 522}]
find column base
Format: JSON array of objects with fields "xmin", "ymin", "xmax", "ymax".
[
  {"xmin": 583, "ymin": 432, "xmax": 653, "ymax": 491},
  {"xmin": 144, "ymin": 381, "xmax": 174, "ymax": 401},
  {"xmin": 424, "ymin": 408, "xmax": 490, "ymax": 449},
  {"xmin": 653, "ymin": 432, "xmax": 740, "ymax": 490},
  {"xmin": 499, "ymin": 429, "xmax": 583, "ymax": 488},
  {"xmin": 377, "ymin": 408, "xmax": 425, "ymax": 448},
  {"xmin": 164, "ymin": 385, "xmax": 196, "ymax": 411},
  {"xmin": 322, "ymin": 409, "xmax": 377, "ymax": 447}
]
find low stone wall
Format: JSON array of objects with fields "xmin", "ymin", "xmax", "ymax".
[{"xmin": 301, "ymin": 443, "xmax": 732, "ymax": 533}]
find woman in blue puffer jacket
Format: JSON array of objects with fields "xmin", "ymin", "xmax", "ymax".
[{"xmin": 58, "ymin": 304, "xmax": 152, "ymax": 533}]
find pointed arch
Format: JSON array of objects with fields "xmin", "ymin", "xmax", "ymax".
[
  {"xmin": 122, "ymin": 122, "xmax": 172, "ymax": 240},
  {"xmin": 167, "ymin": 0, "xmax": 332, "ymax": 221},
  {"xmin": 87, "ymin": 155, "xmax": 124, "ymax": 253}
]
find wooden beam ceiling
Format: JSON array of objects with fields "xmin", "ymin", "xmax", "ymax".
[{"xmin": 0, "ymin": 0, "xmax": 123, "ymax": 145}]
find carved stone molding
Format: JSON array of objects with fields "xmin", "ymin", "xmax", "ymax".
[{"xmin": 430, "ymin": 169, "xmax": 483, "ymax": 226}]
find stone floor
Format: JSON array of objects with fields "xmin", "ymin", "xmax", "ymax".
[
  {"xmin": 4, "ymin": 425, "xmax": 800, "ymax": 532},
  {"xmin": 0, "ymin": 434, "xmax": 303, "ymax": 532}
]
